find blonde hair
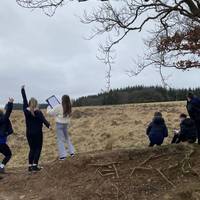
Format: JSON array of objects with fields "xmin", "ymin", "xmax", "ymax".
[{"xmin": 29, "ymin": 97, "xmax": 38, "ymax": 116}]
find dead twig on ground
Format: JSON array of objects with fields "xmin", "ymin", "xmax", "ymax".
[
  {"xmin": 91, "ymin": 162, "xmax": 120, "ymax": 178},
  {"xmin": 135, "ymin": 153, "xmax": 169, "ymax": 168},
  {"xmin": 155, "ymin": 168, "xmax": 176, "ymax": 188},
  {"xmin": 88, "ymin": 162, "xmax": 120, "ymax": 167},
  {"xmin": 180, "ymin": 147, "xmax": 200, "ymax": 179},
  {"xmin": 112, "ymin": 184, "xmax": 119, "ymax": 200},
  {"xmin": 113, "ymin": 163, "xmax": 119, "ymax": 178},
  {"xmin": 130, "ymin": 166, "xmax": 175, "ymax": 188},
  {"xmin": 130, "ymin": 167, "xmax": 153, "ymax": 177}
]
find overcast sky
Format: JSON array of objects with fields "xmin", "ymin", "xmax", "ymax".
[{"xmin": 0, "ymin": 0, "xmax": 199, "ymax": 104}]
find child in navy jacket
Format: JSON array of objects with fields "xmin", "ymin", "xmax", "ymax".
[
  {"xmin": 146, "ymin": 112, "xmax": 168, "ymax": 147},
  {"xmin": 0, "ymin": 98, "xmax": 14, "ymax": 173}
]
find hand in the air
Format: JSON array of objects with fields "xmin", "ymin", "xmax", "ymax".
[{"xmin": 9, "ymin": 98, "xmax": 14, "ymax": 103}]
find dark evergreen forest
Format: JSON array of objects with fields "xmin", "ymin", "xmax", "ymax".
[
  {"xmin": 73, "ymin": 86, "xmax": 200, "ymax": 107},
  {"xmin": 12, "ymin": 86, "xmax": 200, "ymax": 109}
]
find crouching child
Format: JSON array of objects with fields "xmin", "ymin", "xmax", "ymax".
[
  {"xmin": 146, "ymin": 112, "xmax": 168, "ymax": 147},
  {"xmin": 171, "ymin": 113, "xmax": 197, "ymax": 144},
  {"xmin": 0, "ymin": 98, "xmax": 14, "ymax": 173}
]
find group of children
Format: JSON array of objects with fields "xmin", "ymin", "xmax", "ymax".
[
  {"xmin": 0, "ymin": 90, "xmax": 200, "ymax": 174},
  {"xmin": 0, "ymin": 86, "xmax": 75, "ymax": 173},
  {"xmin": 146, "ymin": 93, "xmax": 200, "ymax": 147}
]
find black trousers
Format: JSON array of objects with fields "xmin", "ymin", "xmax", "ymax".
[
  {"xmin": 171, "ymin": 134, "xmax": 196, "ymax": 144},
  {"xmin": 171, "ymin": 134, "xmax": 180, "ymax": 144},
  {"xmin": 27, "ymin": 134, "xmax": 43, "ymax": 165},
  {"xmin": 195, "ymin": 121, "xmax": 200, "ymax": 144},
  {"xmin": 0, "ymin": 144, "xmax": 12, "ymax": 165}
]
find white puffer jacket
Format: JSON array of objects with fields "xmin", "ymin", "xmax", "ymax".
[{"xmin": 47, "ymin": 104, "xmax": 70, "ymax": 124}]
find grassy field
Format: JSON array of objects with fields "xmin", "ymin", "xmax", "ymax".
[{"xmin": 1, "ymin": 101, "xmax": 187, "ymax": 168}]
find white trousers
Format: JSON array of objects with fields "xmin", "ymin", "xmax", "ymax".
[{"xmin": 56, "ymin": 123, "xmax": 75, "ymax": 158}]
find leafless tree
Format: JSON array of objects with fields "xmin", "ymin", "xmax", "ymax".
[
  {"xmin": 17, "ymin": 0, "xmax": 200, "ymax": 89},
  {"xmin": 81, "ymin": 0, "xmax": 200, "ymax": 88},
  {"xmin": 16, "ymin": 0, "xmax": 65, "ymax": 16}
]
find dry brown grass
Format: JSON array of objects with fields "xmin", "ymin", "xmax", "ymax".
[{"xmin": 1, "ymin": 101, "xmax": 187, "ymax": 168}]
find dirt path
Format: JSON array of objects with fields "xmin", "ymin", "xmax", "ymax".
[{"xmin": 1, "ymin": 144, "xmax": 200, "ymax": 200}]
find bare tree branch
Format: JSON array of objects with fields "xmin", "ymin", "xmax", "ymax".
[{"xmin": 17, "ymin": 0, "xmax": 200, "ymax": 88}]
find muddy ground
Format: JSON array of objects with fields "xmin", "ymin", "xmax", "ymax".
[{"xmin": 1, "ymin": 144, "xmax": 200, "ymax": 200}]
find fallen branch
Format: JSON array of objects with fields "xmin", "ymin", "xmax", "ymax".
[
  {"xmin": 113, "ymin": 163, "xmax": 119, "ymax": 178},
  {"xmin": 112, "ymin": 184, "xmax": 119, "ymax": 200},
  {"xmin": 98, "ymin": 169, "xmax": 115, "ymax": 177},
  {"xmin": 88, "ymin": 162, "xmax": 120, "ymax": 167},
  {"xmin": 130, "ymin": 167, "xmax": 153, "ymax": 177},
  {"xmin": 180, "ymin": 146, "xmax": 200, "ymax": 179},
  {"xmin": 130, "ymin": 166, "xmax": 175, "ymax": 188},
  {"xmin": 137, "ymin": 153, "xmax": 169, "ymax": 168},
  {"xmin": 155, "ymin": 168, "xmax": 176, "ymax": 188}
]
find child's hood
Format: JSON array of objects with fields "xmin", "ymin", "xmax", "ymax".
[{"xmin": 153, "ymin": 117, "xmax": 165, "ymax": 125}]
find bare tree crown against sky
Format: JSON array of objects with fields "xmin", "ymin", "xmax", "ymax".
[{"xmin": 16, "ymin": 0, "xmax": 200, "ymax": 90}]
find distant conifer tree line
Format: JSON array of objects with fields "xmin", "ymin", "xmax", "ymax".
[
  {"xmin": 13, "ymin": 103, "xmax": 47, "ymax": 110},
  {"xmin": 73, "ymin": 86, "xmax": 200, "ymax": 107},
  {"xmin": 11, "ymin": 86, "xmax": 200, "ymax": 109}
]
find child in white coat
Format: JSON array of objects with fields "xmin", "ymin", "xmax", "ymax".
[{"xmin": 47, "ymin": 95, "xmax": 75, "ymax": 160}]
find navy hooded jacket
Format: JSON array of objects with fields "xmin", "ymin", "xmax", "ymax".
[
  {"xmin": 179, "ymin": 118, "xmax": 197, "ymax": 142},
  {"xmin": 0, "ymin": 102, "xmax": 13, "ymax": 144},
  {"xmin": 187, "ymin": 97, "xmax": 200, "ymax": 121},
  {"xmin": 146, "ymin": 117, "xmax": 168, "ymax": 144}
]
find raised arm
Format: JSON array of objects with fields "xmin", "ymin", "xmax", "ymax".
[
  {"xmin": 0, "ymin": 98, "xmax": 14, "ymax": 123},
  {"xmin": 21, "ymin": 85, "xmax": 29, "ymax": 110}
]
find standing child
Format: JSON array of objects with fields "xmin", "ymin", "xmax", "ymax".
[
  {"xmin": 47, "ymin": 95, "xmax": 75, "ymax": 160},
  {"xmin": 21, "ymin": 86, "xmax": 50, "ymax": 172},
  {"xmin": 186, "ymin": 93, "xmax": 200, "ymax": 144},
  {"xmin": 146, "ymin": 112, "xmax": 168, "ymax": 147},
  {"xmin": 0, "ymin": 98, "xmax": 14, "ymax": 173}
]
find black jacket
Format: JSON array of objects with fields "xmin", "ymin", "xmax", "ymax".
[
  {"xmin": 0, "ymin": 102, "xmax": 13, "ymax": 143},
  {"xmin": 179, "ymin": 118, "xmax": 197, "ymax": 142},
  {"xmin": 21, "ymin": 88, "xmax": 50, "ymax": 136},
  {"xmin": 146, "ymin": 117, "xmax": 168, "ymax": 144},
  {"xmin": 187, "ymin": 97, "xmax": 200, "ymax": 121}
]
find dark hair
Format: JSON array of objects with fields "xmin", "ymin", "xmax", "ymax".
[
  {"xmin": 180, "ymin": 113, "xmax": 187, "ymax": 119},
  {"xmin": 187, "ymin": 92, "xmax": 194, "ymax": 99},
  {"xmin": 154, "ymin": 112, "xmax": 162, "ymax": 117},
  {"xmin": 62, "ymin": 95, "xmax": 72, "ymax": 117}
]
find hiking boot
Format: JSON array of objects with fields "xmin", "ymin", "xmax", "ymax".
[
  {"xmin": 32, "ymin": 165, "xmax": 42, "ymax": 172},
  {"xmin": 28, "ymin": 166, "xmax": 33, "ymax": 172},
  {"xmin": 59, "ymin": 157, "xmax": 66, "ymax": 161},
  {"xmin": 0, "ymin": 167, "xmax": 5, "ymax": 174}
]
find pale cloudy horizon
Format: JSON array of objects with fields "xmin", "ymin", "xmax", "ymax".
[{"xmin": 0, "ymin": 0, "xmax": 199, "ymax": 104}]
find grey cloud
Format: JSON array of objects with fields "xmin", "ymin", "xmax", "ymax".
[{"xmin": 0, "ymin": 0, "xmax": 199, "ymax": 104}]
